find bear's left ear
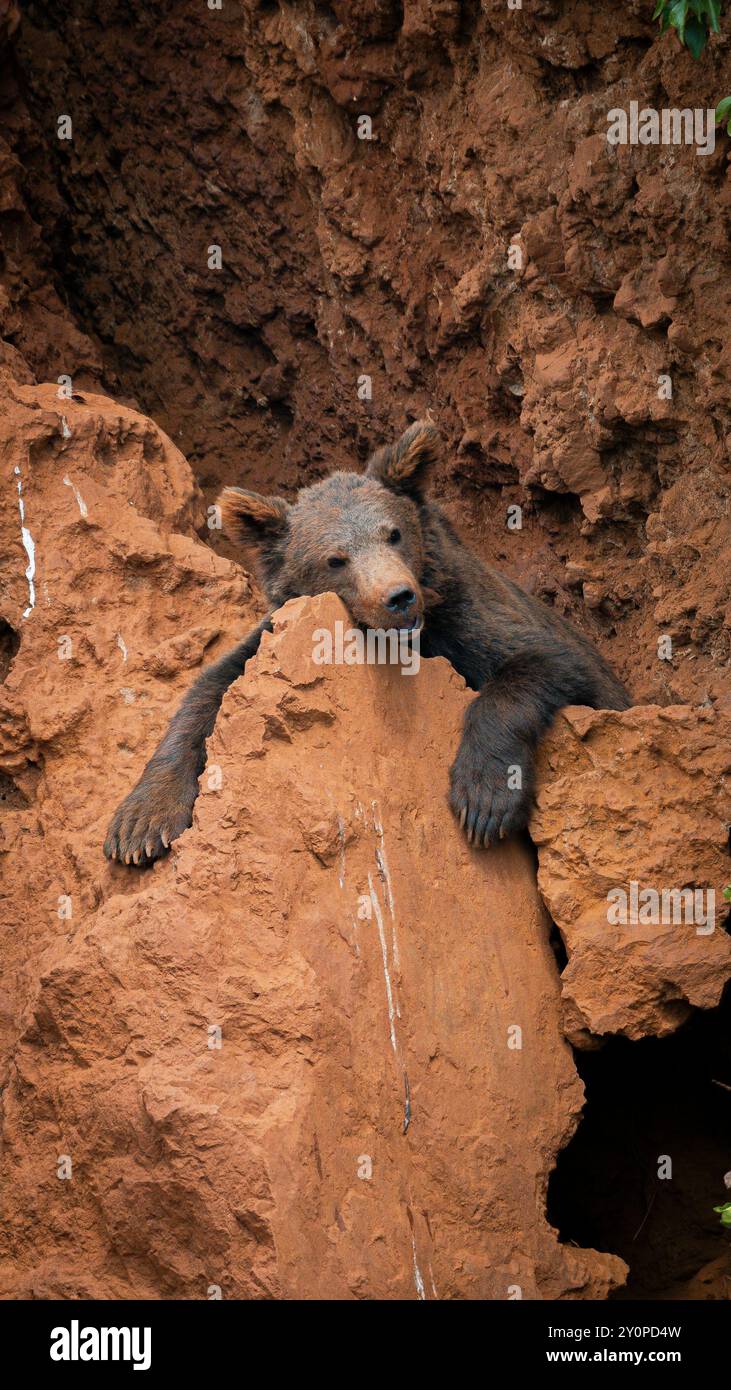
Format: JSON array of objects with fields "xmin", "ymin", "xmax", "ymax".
[
  {"xmin": 217, "ymin": 487, "xmax": 291, "ymax": 546},
  {"xmin": 366, "ymin": 420, "xmax": 442, "ymax": 498}
]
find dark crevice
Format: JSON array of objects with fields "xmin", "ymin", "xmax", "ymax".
[
  {"xmin": 0, "ymin": 769, "xmax": 31, "ymax": 809},
  {"xmin": 548, "ymin": 917, "xmax": 568, "ymax": 973},
  {"xmin": 548, "ymin": 986, "xmax": 731, "ymax": 1300},
  {"xmin": 0, "ymin": 618, "xmax": 20, "ymax": 682}
]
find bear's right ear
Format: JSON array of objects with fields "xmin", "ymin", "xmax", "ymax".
[
  {"xmin": 217, "ymin": 488, "xmax": 291, "ymax": 545},
  {"xmin": 366, "ymin": 419, "xmax": 442, "ymax": 498}
]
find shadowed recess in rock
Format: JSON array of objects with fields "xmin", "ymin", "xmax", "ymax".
[{"xmin": 547, "ymin": 984, "xmax": 731, "ymax": 1300}]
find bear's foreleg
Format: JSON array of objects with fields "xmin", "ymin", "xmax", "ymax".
[
  {"xmin": 449, "ymin": 641, "xmax": 602, "ymax": 847},
  {"xmin": 104, "ymin": 618, "xmax": 272, "ymax": 865}
]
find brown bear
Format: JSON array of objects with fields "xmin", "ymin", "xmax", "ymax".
[{"xmin": 104, "ymin": 420, "xmax": 630, "ymax": 865}]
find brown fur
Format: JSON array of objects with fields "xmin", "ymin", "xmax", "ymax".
[
  {"xmin": 104, "ymin": 421, "xmax": 629, "ymax": 865},
  {"xmin": 218, "ymin": 488, "xmax": 290, "ymax": 544}
]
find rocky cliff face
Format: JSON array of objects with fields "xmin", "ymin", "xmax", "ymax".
[
  {"xmin": 535, "ymin": 704, "xmax": 731, "ymax": 1046},
  {"xmin": 5, "ymin": 0, "xmax": 731, "ymax": 712},
  {"xmin": 0, "ymin": 1, "xmax": 729, "ymax": 1299},
  {"xmin": 0, "ymin": 383, "xmax": 727, "ymax": 1298},
  {"xmin": 0, "ymin": 386, "xmax": 627, "ymax": 1298}
]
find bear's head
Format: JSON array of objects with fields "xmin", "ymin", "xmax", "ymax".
[{"xmin": 217, "ymin": 421, "xmax": 440, "ymax": 631}]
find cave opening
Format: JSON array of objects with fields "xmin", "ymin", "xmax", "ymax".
[{"xmin": 548, "ymin": 985, "xmax": 731, "ymax": 1300}]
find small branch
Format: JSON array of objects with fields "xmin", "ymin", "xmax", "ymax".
[{"xmin": 632, "ymin": 1190, "xmax": 657, "ymax": 1243}]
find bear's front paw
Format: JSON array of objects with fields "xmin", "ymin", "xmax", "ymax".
[
  {"xmin": 449, "ymin": 740, "xmax": 532, "ymax": 847},
  {"xmin": 103, "ymin": 767, "xmax": 198, "ymax": 866}
]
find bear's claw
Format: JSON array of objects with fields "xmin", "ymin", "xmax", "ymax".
[
  {"xmin": 104, "ymin": 770, "xmax": 198, "ymax": 867},
  {"xmin": 449, "ymin": 741, "xmax": 532, "ymax": 848}
]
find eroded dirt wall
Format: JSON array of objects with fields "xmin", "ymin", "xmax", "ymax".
[
  {"xmin": 1, "ymin": 1, "xmax": 731, "ymax": 1301},
  {"xmin": 3, "ymin": 0, "xmax": 731, "ymax": 710}
]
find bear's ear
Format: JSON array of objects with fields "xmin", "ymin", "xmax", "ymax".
[
  {"xmin": 366, "ymin": 420, "xmax": 442, "ymax": 498},
  {"xmin": 217, "ymin": 488, "xmax": 291, "ymax": 545}
]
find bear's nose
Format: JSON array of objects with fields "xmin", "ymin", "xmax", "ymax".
[{"xmin": 384, "ymin": 587, "xmax": 417, "ymax": 614}]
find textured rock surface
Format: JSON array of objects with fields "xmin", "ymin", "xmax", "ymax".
[
  {"xmin": 5, "ymin": 0, "xmax": 731, "ymax": 712},
  {"xmin": 0, "ymin": 382, "xmax": 256, "ymax": 1109},
  {"xmin": 669, "ymin": 1255, "xmax": 731, "ymax": 1301},
  {"xmin": 533, "ymin": 706, "xmax": 731, "ymax": 1047},
  {"xmin": 0, "ymin": 420, "xmax": 625, "ymax": 1296},
  {"xmin": 1, "ymin": 0, "xmax": 730, "ymax": 1302}
]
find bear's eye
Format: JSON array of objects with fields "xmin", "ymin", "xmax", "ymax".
[
  {"xmin": 328, "ymin": 555, "xmax": 347, "ymax": 569},
  {"xmin": 387, "ymin": 528, "xmax": 401, "ymax": 545}
]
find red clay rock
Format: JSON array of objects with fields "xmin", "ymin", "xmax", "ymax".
[
  {"xmin": 0, "ymin": 397, "xmax": 625, "ymax": 1295},
  {"xmin": 533, "ymin": 705, "xmax": 731, "ymax": 1047},
  {"xmin": 1, "ymin": 1, "xmax": 730, "ymax": 1302},
  {"xmin": 0, "ymin": 381, "xmax": 256, "ymax": 1105},
  {"xmin": 3, "ymin": 1, "xmax": 730, "ymax": 710},
  {"xmin": 0, "ymin": 586, "xmax": 625, "ymax": 1299}
]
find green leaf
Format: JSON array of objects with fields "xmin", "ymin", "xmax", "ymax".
[
  {"xmin": 723, "ymin": 882, "xmax": 731, "ymax": 899},
  {"xmin": 653, "ymin": 0, "xmax": 667, "ymax": 16},
  {"xmin": 716, "ymin": 97, "xmax": 731, "ymax": 122},
  {"xmin": 669, "ymin": 0, "xmax": 689, "ymax": 39},
  {"xmin": 713, "ymin": 1203, "xmax": 731, "ymax": 1227},
  {"xmin": 706, "ymin": 0, "xmax": 722, "ymax": 32},
  {"xmin": 685, "ymin": 14, "xmax": 708, "ymax": 54}
]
